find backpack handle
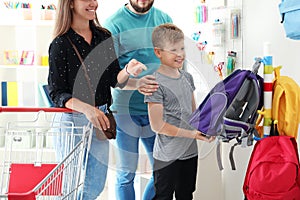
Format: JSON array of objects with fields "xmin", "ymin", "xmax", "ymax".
[
  {"xmin": 274, "ymin": 66, "xmax": 282, "ymax": 80},
  {"xmin": 252, "ymin": 57, "xmax": 262, "ymax": 74}
]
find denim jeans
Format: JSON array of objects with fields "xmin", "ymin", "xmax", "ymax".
[
  {"xmin": 114, "ymin": 114, "xmax": 156, "ymax": 200},
  {"xmin": 52, "ymin": 105, "xmax": 109, "ymax": 200}
]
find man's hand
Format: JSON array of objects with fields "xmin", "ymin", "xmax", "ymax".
[{"xmin": 137, "ymin": 75, "xmax": 159, "ymax": 96}]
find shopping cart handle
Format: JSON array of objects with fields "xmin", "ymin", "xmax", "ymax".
[
  {"xmin": 0, "ymin": 106, "xmax": 73, "ymax": 113},
  {"xmin": 6, "ymin": 191, "xmax": 36, "ymax": 199}
]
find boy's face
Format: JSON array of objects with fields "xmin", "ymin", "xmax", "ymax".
[{"xmin": 158, "ymin": 40, "xmax": 185, "ymax": 69}]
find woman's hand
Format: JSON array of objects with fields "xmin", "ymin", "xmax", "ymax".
[
  {"xmin": 65, "ymin": 98, "xmax": 110, "ymax": 131},
  {"xmin": 84, "ymin": 106, "xmax": 110, "ymax": 131},
  {"xmin": 137, "ymin": 75, "xmax": 159, "ymax": 96},
  {"xmin": 126, "ymin": 59, "xmax": 147, "ymax": 77}
]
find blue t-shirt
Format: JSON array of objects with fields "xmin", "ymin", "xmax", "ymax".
[{"xmin": 104, "ymin": 6, "xmax": 173, "ymax": 114}]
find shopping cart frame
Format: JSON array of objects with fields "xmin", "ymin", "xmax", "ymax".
[{"xmin": 0, "ymin": 107, "xmax": 93, "ymax": 200}]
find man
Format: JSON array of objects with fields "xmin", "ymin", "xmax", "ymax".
[{"xmin": 104, "ymin": 0, "xmax": 172, "ymax": 199}]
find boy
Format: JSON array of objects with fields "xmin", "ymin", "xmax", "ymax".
[{"xmin": 144, "ymin": 23, "xmax": 214, "ymax": 200}]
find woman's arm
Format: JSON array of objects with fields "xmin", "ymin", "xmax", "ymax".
[{"xmin": 65, "ymin": 97, "xmax": 110, "ymax": 131}]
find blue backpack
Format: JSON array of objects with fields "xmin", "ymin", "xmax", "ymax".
[
  {"xmin": 279, "ymin": 0, "xmax": 300, "ymax": 40},
  {"xmin": 189, "ymin": 58, "xmax": 264, "ymax": 170}
]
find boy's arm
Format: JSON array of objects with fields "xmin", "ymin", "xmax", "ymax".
[
  {"xmin": 192, "ymin": 93, "xmax": 197, "ymax": 112},
  {"xmin": 148, "ymin": 102, "xmax": 202, "ymax": 139}
]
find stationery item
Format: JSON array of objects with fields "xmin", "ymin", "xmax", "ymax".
[
  {"xmin": 230, "ymin": 10, "xmax": 240, "ymax": 39},
  {"xmin": 20, "ymin": 51, "xmax": 34, "ymax": 65},
  {"xmin": 7, "ymin": 81, "xmax": 18, "ymax": 106},
  {"xmin": 39, "ymin": 84, "xmax": 54, "ymax": 107},
  {"xmin": 226, "ymin": 51, "xmax": 237, "ymax": 76},
  {"xmin": 22, "ymin": 9, "xmax": 32, "ymax": 20},
  {"xmin": 1, "ymin": 82, "xmax": 8, "ymax": 106},
  {"xmin": 195, "ymin": 6, "xmax": 201, "ymax": 23},
  {"xmin": 207, "ymin": 51, "xmax": 215, "ymax": 64},
  {"xmin": 212, "ymin": 19, "xmax": 224, "ymax": 47},
  {"xmin": 196, "ymin": 41, "xmax": 207, "ymax": 51},
  {"xmin": 3, "ymin": 50, "xmax": 18, "ymax": 65},
  {"xmin": 195, "ymin": 4, "xmax": 207, "ymax": 23},
  {"xmin": 202, "ymin": 5, "xmax": 207, "ymax": 23},
  {"xmin": 40, "ymin": 4, "xmax": 56, "ymax": 20},
  {"xmin": 41, "ymin": 56, "xmax": 49, "ymax": 66},
  {"xmin": 214, "ymin": 62, "xmax": 224, "ymax": 80},
  {"xmin": 1, "ymin": 81, "xmax": 18, "ymax": 106}
]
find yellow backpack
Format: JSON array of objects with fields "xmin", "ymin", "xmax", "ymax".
[
  {"xmin": 271, "ymin": 66, "xmax": 300, "ymax": 138},
  {"xmin": 255, "ymin": 66, "xmax": 300, "ymax": 138}
]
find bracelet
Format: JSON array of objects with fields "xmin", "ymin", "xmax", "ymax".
[{"xmin": 125, "ymin": 64, "xmax": 130, "ymax": 75}]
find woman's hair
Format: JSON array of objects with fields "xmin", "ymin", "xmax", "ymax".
[
  {"xmin": 53, "ymin": 0, "xmax": 107, "ymax": 38},
  {"xmin": 152, "ymin": 23, "xmax": 184, "ymax": 49}
]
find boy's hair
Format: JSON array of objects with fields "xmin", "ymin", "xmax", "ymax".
[{"xmin": 152, "ymin": 23, "xmax": 184, "ymax": 49}]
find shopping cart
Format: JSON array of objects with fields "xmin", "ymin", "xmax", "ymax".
[{"xmin": 0, "ymin": 107, "xmax": 93, "ymax": 200}]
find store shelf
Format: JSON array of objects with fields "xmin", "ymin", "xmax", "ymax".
[
  {"xmin": 0, "ymin": 1, "xmax": 56, "ymax": 108},
  {"xmin": 0, "ymin": 19, "xmax": 54, "ymax": 26}
]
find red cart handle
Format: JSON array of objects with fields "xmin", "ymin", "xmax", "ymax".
[{"xmin": 0, "ymin": 107, "xmax": 73, "ymax": 113}]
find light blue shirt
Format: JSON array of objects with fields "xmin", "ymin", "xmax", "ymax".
[{"xmin": 104, "ymin": 5, "xmax": 173, "ymax": 114}]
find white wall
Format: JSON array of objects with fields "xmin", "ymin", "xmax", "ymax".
[
  {"xmin": 243, "ymin": 0, "xmax": 300, "ymax": 84},
  {"xmin": 223, "ymin": 1, "xmax": 300, "ymax": 199},
  {"xmin": 98, "ymin": 1, "xmax": 300, "ymax": 200}
]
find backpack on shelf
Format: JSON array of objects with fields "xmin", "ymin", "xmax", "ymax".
[
  {"xmin": 189, "ymin": 58, "xmax": 264, "ymax": 170},
  {"xmin": 279, "ymin": 0, "xmax": 300, "ymax": 40}
]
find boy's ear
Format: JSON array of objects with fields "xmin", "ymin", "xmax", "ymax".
[{"xmin": 154, "ymin": 47, "xmax": 162, "ymax": 58}]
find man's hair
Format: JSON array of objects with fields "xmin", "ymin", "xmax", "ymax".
[{"xmin": 152, "ymin": 23, "xmax": 184, "ymax": 49}]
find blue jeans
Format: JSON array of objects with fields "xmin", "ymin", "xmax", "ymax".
[
  {"xmin": 114, "ymin": 114, "xmax": 156, "ymax": 200},
  {"xmin": 53, "ymin": 105, "xmax": 109, "ymax": 200}
]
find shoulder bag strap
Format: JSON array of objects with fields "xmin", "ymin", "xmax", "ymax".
[{"xmin": 66, "ymin": 36, "xmax": 95, "ymax": 102}]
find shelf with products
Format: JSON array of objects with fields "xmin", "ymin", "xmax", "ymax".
[
  {"xmin": 190, "ymin": 0, "xmax": 243, "ymax": 80},
  {"xmin": 0, "ymin": 0, "xmax": 57, "ymax": 23},
  {"xmin": 0, "ymin": 0, "xmax": 57, "ymax": 66},
  {"xmin": 0, "ymin": 21, "xmax": 54, "ymax": 67},
  {"xmin": 0, "ymin": 0, "xmax": 56, "ymax": 109}
]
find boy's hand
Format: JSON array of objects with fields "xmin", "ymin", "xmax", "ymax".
[
  {"xmin": 126, "ymin": 59, "xmax": 147, "ymax": 77},
  {"xmin": 195, "ymin": 131, "xmax": 216, "ymax": 142}
]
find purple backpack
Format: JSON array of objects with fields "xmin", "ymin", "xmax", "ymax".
[{"xmin": 189, "ymin": 58, "xmax": 264, "ymax": 170}]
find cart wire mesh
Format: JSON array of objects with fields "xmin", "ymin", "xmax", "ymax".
[{"xmin": 0, "ymin": 108, "xmax": 93, "ymax": 200}]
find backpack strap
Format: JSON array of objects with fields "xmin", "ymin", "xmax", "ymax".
[
  {"xmin": 223, "ymin": 74, "xmax": 261, "ymax": 170},
  {"xmin": 229, "ymin": 129, "xmax": 254, "ymax": 170},
  {"xmin": 252, "ymin": 57, "xmax": 263, "ymax": 74},
  {"xmin": 229, "ymin": 142, "xmax": 240, "ymax": 170},
  {"xmin": 216, "ymin": 139, "xmax": 224, "ymax": 170}
]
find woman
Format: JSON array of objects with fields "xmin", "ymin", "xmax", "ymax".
[{"xmin": 48, "ymin": 0, "xmax": 157, "ymax": 199}]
